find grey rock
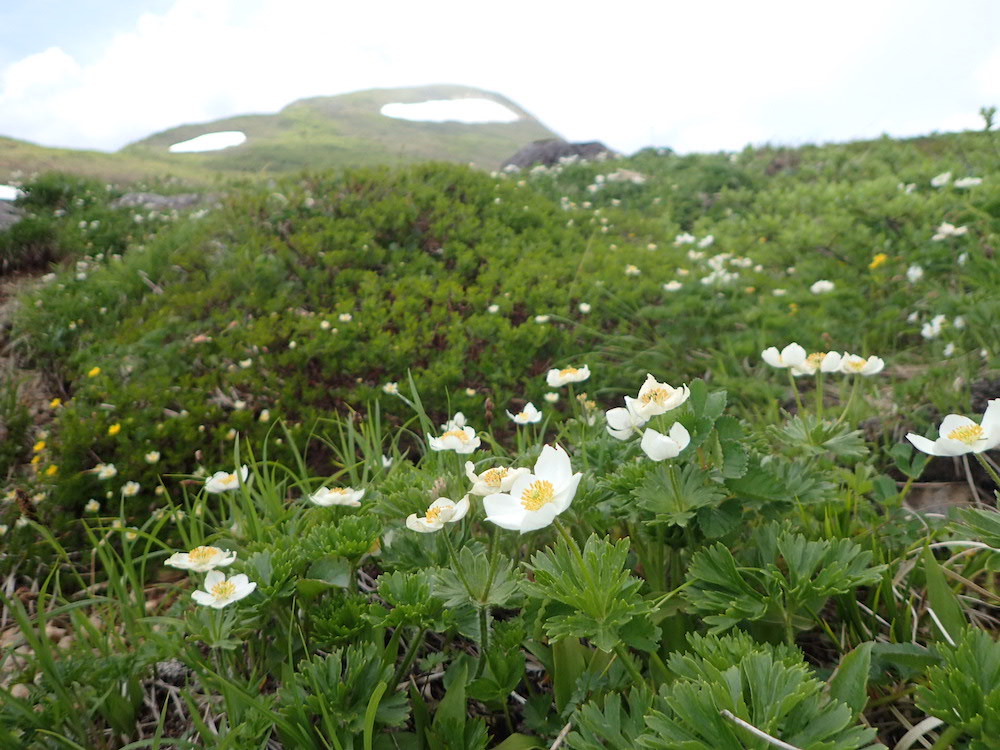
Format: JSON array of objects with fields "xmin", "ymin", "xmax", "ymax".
[
  {"xmin": 502, "ymin": 139, "xmax": 615, "ymax": 169},
  {"xmin": 112, "ymin": 192, "xmax": 214, "ymax": 211},
  {"xmin": 0, "ymin": 200, "xmax": 23, "ymax": 231}
]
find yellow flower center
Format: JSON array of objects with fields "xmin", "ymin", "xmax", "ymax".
[
  {"xmin": 210, "ymin": 580, "xmax": 237, "ymax": 599},
  {"xmin": 844, "ymin": 358, "xmax": 866, "ymax": 372},
  {"xmin": 328, "ymin": 487, "xmax": 348, "ymax": 495},
  {"xmin": 640, "ymin": 386, "xmax": 672, "ymax": 405},
  {"xmin": 441, "ymin": 429, "xmax": 469, "ymax": 442},
  {"xmin": 188, "ymin": 546, "xmax": 218, "ymax": 564},
  {"xmin": 517, "ymin": 411, "xmax": 529, "ymax": 420},
  {"xmin": 558, "ymin": 367, "xmax": 579, "ymax": 378},
  {"xmin": 947, "ymin": 424, "xmax": 984, "ymax": 445},
  {"xmin": 221, "ymin": 473, "xmax": 238, "ymax": 485},
  {"xmin": 482, "ymin": 467, "xmax": 508, "ymax": 487},
  {"xmin": 521, "ymin": 480, "xmax": 555, "ymax": 511},
  {"xmin": 425, "ymin": 506, "xmax": 443, "ymax": 522},
  {"xmin": 806, "ymin": 352, "xmax": 826, "ymax": 367}
]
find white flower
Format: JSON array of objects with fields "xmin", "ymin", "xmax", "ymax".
[
  {"xmin": 543, "ymin": 392, "xmax": 560, "ymax": 403},
  {"xmin": 907, "ymin": 400, "xmax": 1000, "ymax": 456},
  {"xmin": 320, "ymin": 320, "xmax": 331, "ymax": 330},
  {"xmin": 697, "ymin": 234, "xmax": 715, "ymax": 248},
  {"xmin": 605, "ymin": 403, "xmax": 647, "ymax": 440},
  {"xmin": 624, "ymin": 264, "xmax": 640, "ymax": 276},
  {"xmin": 483, "ymin": 445, "xmax": 582, "ymax": 533},
  {"xmin": 238, "ymin": 359, "xmax": 252, "ymax": 369},
  {"xmin": 441, "ymin": 412, "xmax": 467, "ymax": 431},
  {"xmin": 673, "ymin": 232, "xmax": 696, "ymax": 245},
  {"xmin": 84, "ymin": 499, "xmax": 100, "ymax": 513},
  {"xmin": 930, "ymin": 171, "xmax": 951, "ymax": 188},
  {"xmin": 932, "ymin": 222, "xmax": 968, "ymax": 241},
  {"xmin": 640, "ymin": 423, "xmax": 691, "ymax": 461},
  {"xmin": 958, "ymin": 252, "xmax": 969, "ymax": 265},
  {"xmin": 772, "ymin": 288, "xmax": 787, "ymax": 296},
  {"xmin": 465, "ymin": 462, "xmax": 530, "ymax": 496},
  {"xmin": 121, "ymin": 481, "xmax": 140, "ymax": 497},
  {"xmin": 144, "ymin": 451, "xmax": 160, "ymax": 464},
  {"xmin": 921, "ymin": 314, "xmax": 947, "ymax": 340},
  {"xmin": 954, "ymin": 177, "xmax": 982, "ymax": 188},
  {"xmin": 943, "ymin": 342, "xmax": 956, "ymax": 357},
  {"xmin": 792, "ymin": 351, "xmax": 842, "ymax": 376},
  {"xmin": 626, "ymin": 374, "xmax": 690, "ymax": 420},
  {"xmin": 258, "ymin": 409, "xmax": 270, "ymax": 423},
  {"xmin": 95, "ymin": 463, "xmax": 118, "ymax": 480},
  {"xmin": 487, "ymin": 304, "xmax": 500, "ymax": 314},
  {"xmin": 165, "ymin": 545, "xmax": 237, "ymax": 572},
  {"xmin": 382, "ymin": 382, "xmax": 399, "ymax": 395},
  {"xmin": 427, "ymin": 426, "xmax": 480, "ymax": 454},
  {"xmin": 761, "ymin": 343, "xmax": 807, "ymax": 369},
  {"xmin": 534, "ymin": 314, "xmax": 551, "ymax": 324},
  {"xmin": 405, "ymin": 496, "xmax": 470, "ymax": 532},
  {"xmin": 953, "ymin": 316, "xmax": 965, "ymax": 329},
  {"xmin": 546, "ymin": 365, "xmax": 590, "ymax": 387},
  {"xmin": 839, "ymin": 354, "xmax": 885, "ymax": 376},
  {"xmin": 507, "ymin": 402, "xmax": 542, "ymax": 424},
  {"xmin": 663, "ymin": 280, "xmax": 683, "ymax": 292},
  {"xmin": 191, "ymin": 571, "xmax": 256, "ymax": 609},
  {"xmin": 309, "ymin": 486, "xmax": 365, "ymax": 507},
  {"xmin": 205, "ymin": 465, "xmax": 250, "ymax": 493},
  {"xmin": 338, "ymin": 313, "xmax": 353, "ymax": 322},
  {"xmin": 810, "ymin": 280, "xmax": 835, "ymax": 294},
  {"xmin": 578, "ymin": 302, "xmax": 591, "ymax": 314},
  {"xmin": 906, "ymin": 264, "xmax": 924, "ymax": 283},
  {"xmin": 382, "ymin": 454, "xmax": 393, "ymax": 469}
]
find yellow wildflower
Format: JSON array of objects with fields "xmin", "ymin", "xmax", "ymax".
[
  {"xmin": 108, "ymin": 423, "xmax": 121, "ymax": 436},
  {"xmin": 33, "ymin": 441, "xmax": 46, "ymax": 453},
  {"xmin": 87, "ymin": 367, "xmax": 101, "ymax": 378},
  {"xmin": 868, "ymin": 253, "xmax": 888, "ymax": 270},
  {"xmin": 45, "ymin": 464, "xmax": 58, "ymax": 477},
  {"xmin": 49, "ymin": 398, "xmax": 62, "ymax": 408}
]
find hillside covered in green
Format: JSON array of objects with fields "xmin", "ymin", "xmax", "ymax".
[{"xmin": 1, "ymin": 123, "xmax": 999, "ymax": 749}]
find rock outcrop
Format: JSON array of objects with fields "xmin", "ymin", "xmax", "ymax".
[{"xmin": 502, "ymin": 139, "xmax": 614, "ymax": 169}]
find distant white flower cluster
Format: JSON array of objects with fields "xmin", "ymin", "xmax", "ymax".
[{"xmin": 931, "ymin": 222, "xmax": 968, "ymax": 241}]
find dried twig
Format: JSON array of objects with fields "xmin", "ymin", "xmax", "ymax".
[{"xmin": 720, "ymin": 710, "xmax": 802, "ymax": 750}]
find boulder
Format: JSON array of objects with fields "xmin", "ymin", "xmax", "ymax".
[{"xmin": 502, "ymin": 139, "xmax": 614, "ymax": 169}]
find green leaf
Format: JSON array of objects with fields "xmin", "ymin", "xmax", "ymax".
[
  {"xmin": 432, "ymin": 662, "xmax": 468, "ymax": 731},
  {"xmin": 307, "ymin": 555, "xmax": 351, "ymax": 587},
  {"xmin": 829, "ymin": 642, "xmax": 873, "ymax": 720},
  {"xmin": 922, "ymin": 547, "xmax": 966, "ymax": 643},
  {"xmin": 493, "ymin": 735, "xmax": 544, "ymax": 750},
  {"xmin": 633, "ymin": 463, "xmax": 728, "ymax": 528},
  {"xmin": 432, "ymin": 546, "xmax": 522, "ymax": 610},
  {"xmin": 552, "ymin": 638, "xmax": 588, "ymax": 715}
]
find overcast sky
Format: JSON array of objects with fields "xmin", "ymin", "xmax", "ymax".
[{"xmin": 1, "ymin": 0, "xmax": 998, "ymax": 156}]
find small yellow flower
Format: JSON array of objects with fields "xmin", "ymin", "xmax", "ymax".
[
  {"xmin": 30, "ymin": 455, "xmax": 41, "ymax": 465},
  {"xmin": 108, "ymin": 423, "xmax": 121, "ymax": 436},
  {"xmin": 789, "ymin": 303, "xmax": 799, "ymax": 315},
  {"xmin": 45, "ymin": 464, "xmax": 59, "ymax": 477},
  {"xmin": 49, "ymin": 398, "xmax": 62, "ymax": 408},
  {"xmin": 32, "ymin": 441, "xmax": 46, "ymax": 453},
  {"xmin": 868, "ymin": 253, "xmax": 888, "ymax": 270},
  {"xmin": 87, "ymin": 367, "xmax": 101, "ymax": 378}
]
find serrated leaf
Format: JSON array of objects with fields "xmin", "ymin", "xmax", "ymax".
[{"xmin": 633, "ymin": 463, "xmax": 728, "ymax": 528}]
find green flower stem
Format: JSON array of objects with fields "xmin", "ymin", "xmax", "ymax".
[
  {"xmin": 441, "ymin": 528, "xmax": 476, "ymax": 600},
  {"xmin": 613, "ymin": 643, "xmax": 646, "ymax": 686},
  {"xmin": 928, "ymin": 724, "xmax": 963, "ymax": 750},
  {"xmin": 815, "ymin": 372, "xmax": 824, "ymax": 420},
  {"xmin": 391, "ymin": 627, "xmax": 426, "ymax": 687},
  {"xmin": 787, "ymin": 370, "xmax": 804, "ymax": 415},
  {"xmin": 833, "ymin": 377, "xmax": 861, "ymax": 428},
  {"xmin": 973, "ymin": 452, "xmax": 1000, "ymax": 491}
]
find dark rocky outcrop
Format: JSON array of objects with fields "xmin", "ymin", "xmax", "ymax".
[{"xmin": 502, "ymin": 139, "xmax": 614, "ymax": 169}]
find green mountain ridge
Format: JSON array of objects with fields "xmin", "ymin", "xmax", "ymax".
[{"xmin": 1, "ymin": 84, "xmax": 559, "ymax": 183}]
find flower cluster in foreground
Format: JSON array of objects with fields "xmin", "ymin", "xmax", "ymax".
[
  {"xmin": 483, "ymin": 445, "xmax": 581, "ymax": 533},
  {"xmin": 166, "ymin": 544, "xmax": 255, "ymax": 608},
  {"xmin": 605, "ymin": 374, "xmax": 691, "ymax": 461}
]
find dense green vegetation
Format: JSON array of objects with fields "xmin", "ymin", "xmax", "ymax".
[{"xmin": 1, "ymin": 123, "xmax": 999, "ymax": 749}]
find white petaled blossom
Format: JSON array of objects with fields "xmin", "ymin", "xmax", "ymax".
[
  {"xmin": 84, "ymin": 499, "xmax": 100, "ymax": 513},
  {"xmin": 96, "ymin": 463, "xmax": 118, "ymax": 480},
  {"xmin": 605, "ymin": 403, "xmax": 647, "ymax": 440},
  {"xmin": 906, "ymin": 264, "xmax": 924, "ymax": 283},
  {"xmin": 427, "ymin": 426, "xmax": 480, "ymax": 454},
  {"xmin": 465, "ymin": 462, "xmax": 530, "ymax": 496},
  {"xmin": 165, "ymin": 546, "xmax": 237, "ymax": 572},
  {"xmin": 405, "ymin": 496, "xmax": 470, "ymax": 533},
  {"xmin": 382, "ymin": 382, "xmax": 399, "ymax": 395},
  {"xmin": 640, "ymin": 423, "xmax": 691, "ymax": 461},
  {"xmin": 930, "ymin": 171, "xmax": 951, "ymax": 188},
  {"xmin": 839, "ymin": 354, "xmax": 885, "ymax": 376},
  {"xmin": 624, "ymin": 264, "xmax": 640, "ymax": 276},
  {"xmin": 626, "ymin": 374, "xmax": 690, "ymax": 420},
  {"xmin": 507, "ymin": 402, "xmax": 542, "ymax": 425},
  {"xmin": 810, "ymin": 280, "xmax": 835, "ymax": 294},
  {"xmin": 931, "ymin": 222, "xmax": 968, "ymax": 241},
  {"xmin": 954, "ymin": 177, "xmax": 982, "ymax": 189},
  {"xmin": 144, "ymin": 451, "xmax": 160, "ymax": 464},
  {"xmin": 543, "ymin": 392, "xmax": 559, "ymax": 403},
  {"xmin": 663, "ymin": 280, "xmax": 683, "ymax": 292},
  {"xmin": 578, "ymin": 302, "xmax": 591, "ymax": 314},
  {"xmin": 441, "ymin": 412, "xmax": 467, "ymax": 431},
  {"xmin": 309, "ymin": 486, "xmax": 365, "ymax": 507},
  {"xmin": 191, "ymin": 571, "xmax": 256, "ymax": 609},
  {"xmin": 121, "ymin": 482, "xmax": 141, "ymax": 497},
  {"xmin": 483, "ymin": 444, "xmax": 582, "ymax": 533},
  {"xmin": 205, "ymin": 465, "xmax": 250, "ymax": 494},
  {"xmin": 546, "ymin": 365, "xmax": 591, "ymax": 387},
  {"xmin": 761, "ymin": 343, "xmax": 808, "ymax": 369},
  {"xmin": 791, "ymin": 351, "xmax": 842, "ymax": 376},
  {"xmin": 906, "ymin": 400, "xmax": 1000, "ymax": 456},
  {"xmin": 921, "ymin": 314, "xmax": 947, "ymax": 340}
]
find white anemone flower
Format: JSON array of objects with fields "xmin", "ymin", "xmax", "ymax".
[
  {"xmin": 625, "ymin": 374, "xmax": 690, "ymax": 420},
  {"xmin": 906, "ymin": 265, "xmax": 924, "ymax": 283},
  {"xmin": 930, "ymin": 171, "xmax": 951, "ymax": 188},
  {"xmin": 546, "ymin": 365, "xmax": 591, "ymax": 387},
  {"xmin": 761, "ymin": 343, "xmax": 807, "ymax": 369},
  {"xmin": 465, "ymin": 462, "xmax": 530, "ymax": 496},
  {"xmin": 165, "ymin": 545, "xmax": 237, "ymax": 572},
  {"xmin": 441, "ymin": 412, "xmax": 467, "ymax": 431},
  {"xmin": 507, "ymin": 402, "xmax": 542, "ymax": 424},
  {"xmin": 810, "ymin": 280, "xmax": 835, "ymax": 294},
  {"xmin": 205, "ymin": 465, "xmax": 250, "ymax": 494},
  {"xmin": 932, "ymin": 222, "xmax": 968, "ymax": 241},
  {"xmin": 427, "ymin": 426, "xmax": 480, "ymax": 454},
  {"xmin": 605, "ymin": 402, "xmax": 647, "ymax": 440},
  {"xmin": 954, "ymin": 177, "xmax": 982, "ymax": 189},
  {"xmin": 640, "ymin": 423, "xmax": 691, "ymax": 461},
  {"xmin": 310, "ymin": 486, "xmax": 365, "ymax": 507},
  {"xmin": 96, "ymin": 463, "xmax": 118, "ymax": 480},
  {"xmin": 405, "ymin": 496, "xmax": 470, "ymax": 533},
  {"xmin": 906, "ymin": 400, "xmax": 1000, "ymax": 456},
  {"xmin": 792, "ymin": 351, "xmax": 842, "ymax": 376},
  {"xmin": 839, "ymin": 354, "xmax": 885, "ymax": 376},
  {"xmin": 191, "ymin": 571, "xmax": 256, "ymax": 609},
  {"xmin": 483, "ymin": 445, "xmax": 582, "ymax": 533}
]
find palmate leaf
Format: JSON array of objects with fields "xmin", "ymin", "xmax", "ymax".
[
  {"xmin": 633, "ymin": 463, "xmax": 728, "ymax": 528},
  {"xmin": 640, "ymin": 636, "xmax": 885, "ymax": 750},
  {"xmin": 915, "ymin": 628, "xmax": 1000, "ymax": 747},
  {"xmin": 566, "ymin": 686, "xmax": 655, "ymax": 750},
  {"xmin": 770, "ymin": 415, "xmax": 868, "ymax": 460},
  {"xmin": 524, "ymin": 534, "xmax": 658, "ymax": 652},
  {"xmin": 683, "ymin": 543, "xmax": 771, "ymax": 632},
  {"xmin": 431, "ymin": 546, "xmax": 522, "ymax": 610}
]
